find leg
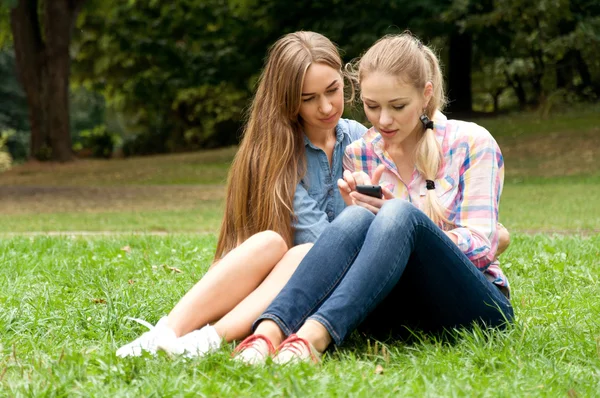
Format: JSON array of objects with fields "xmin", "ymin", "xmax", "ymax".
[
  {"xmin": 304, "ymin": 199, "xmax": 513, "ymax": 346},
  {"xmin": 117, "ymin": 230, "xmax": 287, "ymax": 357},
  {"xmin": 253, "ymin": 206, "xmax": 376, "ymax": 347},
  {"xmin": 212, "ymin": 243, "xmax": 313, "ymax": 342},
  {"xmin": 166, "ymin": 230, "xmax": 288, "ymax": 337}
]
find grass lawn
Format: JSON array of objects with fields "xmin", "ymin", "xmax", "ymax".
[
  {"xmin": 0, "ymin": 234, "xmax": 598, "ymax": 396},
  {"xmin": 1, "ymin": 106, "xmax": 599, "ymax": 395}
]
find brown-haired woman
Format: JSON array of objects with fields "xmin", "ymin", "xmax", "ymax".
[{"xmin": 116, "ymin": 31, "xmax": 367, "ymax": 358}]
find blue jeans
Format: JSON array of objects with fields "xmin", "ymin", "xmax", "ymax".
[{"xmin": 255, "ymin": 200, "xmax": 514, "ymax": 345}]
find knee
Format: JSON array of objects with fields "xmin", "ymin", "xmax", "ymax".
[
  {"xmin": 252, "ymin": 230, "xmax": 288, "ymax": 255},
  {"xmin": 335, "ymin": 205, "xmax": 375, "ymax": 230},
  {"xmin": 378, "ymin": 199, "xmax": 423, "ymax": 226},
  {"xmin": 288, "ymin": 243, "xmax": 313, "ymax": 257}
]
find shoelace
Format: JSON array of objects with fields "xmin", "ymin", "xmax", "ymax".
[
  {"xmin": 125, "ymin": 317, "xmax": 155, "ymax": 331},
  {"xmin": 232, "ymin": 334, "xmax": 275, "ymax": 358},
  {"xmin": 276, "ymin": 334, "xmax": 319, "ymax": 363}
]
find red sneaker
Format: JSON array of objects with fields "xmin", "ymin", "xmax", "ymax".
[
  {"xmin": 232, "ymin": 334, "xmax": 275, "ymax": 365},
  {"xmin": 273, "ymin": 334, "xmax": 321, "ymax": 364}
]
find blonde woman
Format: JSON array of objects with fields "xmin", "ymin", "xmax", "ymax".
[
  {"xmin": 116, "ymin": 31, "xmax": 367, "ymax": 358},
  {"xmin": 234, "ymin": 33, "xmax": 513, "ymax": 364}
]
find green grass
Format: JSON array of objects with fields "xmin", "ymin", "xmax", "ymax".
[
  {"xmin": 0, "ymin": 204, "xmax": 224, "ymax": 234},
  {"xmin": 472, "ymin": 102, "xmax": 600, "ymax": 140},
  {"xmin": 0, "ymin": 234, "xmax": 598, "ymax": 396}
]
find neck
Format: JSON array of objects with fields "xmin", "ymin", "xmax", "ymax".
[{"xmin": 303, "ymin": 125, "xmax": 336, "ymax": 148}]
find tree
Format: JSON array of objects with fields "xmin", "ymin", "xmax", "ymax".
[
  {"xmin": 6, "ymin": 0, "xmax": 86, "ymax": 161},
  {"xmin": 458, "ymin": 0, "xmax": 600, "ymax": 108}
]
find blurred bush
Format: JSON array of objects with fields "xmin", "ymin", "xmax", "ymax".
[
  {"xmin": 74, "ymin": 125, "xmax": 120, "ymax": 158},
  {"xmin": 0, "ymin": 130, "xmax": 13, "ymax": 172}
]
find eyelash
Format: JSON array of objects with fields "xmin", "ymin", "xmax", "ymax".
[
  {"xmin": 302, "ymin": 87, "xmax": 339, "ymax": 102},
  {"xmin": 366, "ymin": 105, "xmax": 406, "ymax": 110}
]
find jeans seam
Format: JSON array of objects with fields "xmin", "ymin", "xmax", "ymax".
[
  {"xmin": 289, "ymin": 243, "xmax": 362, "ymax": 333},
  {"xmin": 356, "ymin": 219, "xmax": 421, "ymax": 325}
]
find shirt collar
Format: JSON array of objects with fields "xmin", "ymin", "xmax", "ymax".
[{"xmin": 303, "ymin": 122, "xmax": 345, "ymax": 148}]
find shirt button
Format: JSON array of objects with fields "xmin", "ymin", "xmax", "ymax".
[
  {"xmin": 328, "ymin": 188, "xmax": 334, "ymax": 196},
  {"xmin": 327, "ymin": 211, "xmax": 334, "ymax": 219}
]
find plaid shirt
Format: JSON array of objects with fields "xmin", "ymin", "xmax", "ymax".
[{"xmin": 343, "ymin": 112, "xmax": 509, "ymax": 295}]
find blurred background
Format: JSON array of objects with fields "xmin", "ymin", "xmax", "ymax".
[{"xmin": 1, "ymin": 0, "xmax": 599, "ymax": 164}]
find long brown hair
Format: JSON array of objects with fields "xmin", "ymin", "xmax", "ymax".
[
  {"xmin": 347, "ymin": 32, "xmax": 449, "ymax": 226},
  {"xmin": 214, "ymin": 31, "xmax": 343, "ymax": 260}
]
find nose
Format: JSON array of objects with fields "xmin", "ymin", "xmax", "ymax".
[
  {"xmin": 379, "ymin": 109, "xmax": 393, "ymax": 127},
  {"xmin": 319, "ymin": 97, "xmax": 333, "ymax": 115}
]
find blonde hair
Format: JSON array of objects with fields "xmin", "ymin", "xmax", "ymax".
[
  {"xmin": 347, "ymin": 32, "xmax": 450, "ymax": 226},
  {"xmin": 215, "ymin": 31, "xmax": 343, "ymax": 260}
]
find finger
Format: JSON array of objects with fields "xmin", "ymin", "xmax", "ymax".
[
  {"xmin": 337, "ymin": 178, "xmax": 353, "ymax": 206},
  {"xmin": 371, "ymin": 164, "xmax": 387, "ymax": 186},
  {"xmin": 353, "ymin": 198, "xmax": 380, "ymax": 215},
  {"xmin": 343, "ymin": 170, "xmax": 357, "ymax": 191},
  {"xmin": 350, "ymin": 192, "xmax": 386, "ymax": 209},
  {"xmin": 337, "ymin": 178, "xmax": 351, "ymax": 194},
  {"xmin": 352, "ymin": 171, "xmax": 371, "ymax": 185},
  {"xmin": 381, "ymin": 186, "xmax": 395, "ymax": 200}
]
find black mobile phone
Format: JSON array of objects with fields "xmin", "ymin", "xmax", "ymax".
[{"xmin": 356, "ymin": 184, "xmax": 382, "ymax": 198}]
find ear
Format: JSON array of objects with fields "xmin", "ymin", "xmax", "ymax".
[{"xmin": 423, "ymin": 81, "xmax": 433, "ymax": 108}]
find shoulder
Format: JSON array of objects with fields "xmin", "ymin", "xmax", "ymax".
[
  {"xmin": 337, "ymin": 118, "xmax": 368, "ymax": 141},
  {"xmin": 443, "ymin": 118, "xmax": 499, "ymax": 153}
]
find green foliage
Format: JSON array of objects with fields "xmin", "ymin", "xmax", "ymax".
[
  {"xmin": 73, "ymin": 0, "xmax": 257, "ymax": 154},
  {"xmin": 67, "ymin": 0, "xmax": 600, "ymax": 152},
  {"xmin": 172, "ymin": 83, "xmax": 246, "ymax": 148},
  {"xmin": 0, "ymin": 1, "xmax": 14, "ymax": 49},
  {"xmin": 0, "ymin": 129, "xmax": 13, "ymax": 172},
  {"xmin": 75, "ymin": 125, "xmax": 120, "ymax": 158},
  {"xmin": 0, "ymin": 47, "xmax": 30, "ymax": 161},
  {"xmin": 455, "ymin": 0, "xmax": 600, "ymax": 107},
  {"xmin": 72, "ymin": 0, "xmax": 449, "ymax": 153}
]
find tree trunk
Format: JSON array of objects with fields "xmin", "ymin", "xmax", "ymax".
[
  {"xmin": 574, "ymin": 51, "xmax": 599, "ymax": 97},
  {"xmin": 505, "ymin": 72, "xmax": 527, "ymax": 109},
  {"xmin": 10, "ymin": 0, "xmax": 85, "ymax": 162},
  {"xmin": 44, "ymin": 0, "xmax": 79, "ymax": 162},
  {"xmin": 447, "ymin": 32, "xmax": 472, "ymax": 114},
  {"xmin": 9, "ymin": 0, "xmax": 50, "ymax": 159}
]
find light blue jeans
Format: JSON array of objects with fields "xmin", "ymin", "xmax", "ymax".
[{"xmin": 255, "ymin": 200, "xmax": 513, "ymax": 345}]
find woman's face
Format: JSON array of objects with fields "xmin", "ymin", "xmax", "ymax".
[
  {"xmin": 361, "ymin": 71, "xmax": 431, "ymax": 147},
  {"xmin": 298, "ymin": 63, "xmax": 344, "ymax": 135}
]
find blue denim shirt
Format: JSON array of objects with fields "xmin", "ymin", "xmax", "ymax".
[{"xmin": 293, "ymin": 118, "xmax": 367, "ymax": 245}]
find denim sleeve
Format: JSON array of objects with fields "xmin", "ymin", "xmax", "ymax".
[
  {"xmin": 347, "ymin": 119, "xmax": 368, "ymax": 141},
  {"xmin": 292, "ymin": 183, "xmax": 329, "ymax": 246}
]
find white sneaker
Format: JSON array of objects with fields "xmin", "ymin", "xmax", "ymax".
[
  {"xmin": 158, "ymin": 324, "xmax": 221, "ymax": 358},
  {"xmin": 116, "ymin": 317, "xmax": 176, "ymax": 358}
]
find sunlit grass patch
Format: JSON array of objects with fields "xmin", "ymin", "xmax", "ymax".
[{"xmin": 0, "ymin": 234, "xmax": 598, "ymax": 396}]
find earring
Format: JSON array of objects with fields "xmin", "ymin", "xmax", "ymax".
[{"xmin": 420, "ymin": 113, "xmax": 434, "ymax": 130}]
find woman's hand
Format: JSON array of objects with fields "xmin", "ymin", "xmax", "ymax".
[
  {"xmin": 496, "ymin": 223, "xmax": 510, "ymax": 256},
  {"xmin": 337, "ymin": 165, "xmax": 394, "ymax": 214},
  {"xmin": 445, "ymin": 223, "xmax": 511, "ymax": 257}
]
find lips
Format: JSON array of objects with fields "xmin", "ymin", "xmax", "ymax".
[
  {"xmin": 379, "ymin": 128, "xmax": 398, "ymax": 135},
  {"xmin": 319, "ymin": 113, "xmax": 338, "ymax": 123}
]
